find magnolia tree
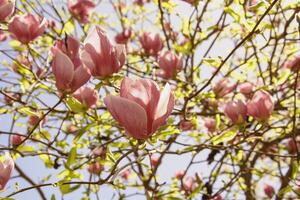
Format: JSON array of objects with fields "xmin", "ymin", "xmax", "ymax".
[{"xmin": 0, "ymin": 0, "xmax": 299, "ymax": 199}]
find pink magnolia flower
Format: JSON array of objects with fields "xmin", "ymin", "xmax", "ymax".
[
  {"xmin": 182, "ymin": 176, "xmax": 197, "ymax": 193},
  {"xmin": 73, "ymin": 86, "xmax": 98, "ymax": 108},
  {"xmin": 11, "ymin": 55, "xmax": 32, "ymax": 73},
  {"xmin": 224, "ymin": 100, "xmax": 247, "ymax": 124},
  {"xmin": 182, "ymin": 0, "xmax": 196, "ymax": 5},
  {"xmin": 28, "ymin": 115, "xmax": 47, "ymax": 127},
  {"xmin": 283, "ymin": 55, "xmax": 300, "ymax": 72},
  {"xmin": 157, "ymin": 51, "xmax": 183, "ymax": 79},
  {"xmin": 11, "ymin": 134, "xmax": 25, "ymax": 146},
  {"xmin": 3, "ymin": 92, "xmax": 20, "ymax": 105},
  {"xmin": 212, "ymin": 195, "xmax": 222, "ymax": 200},
  {"xmin": 0, "ymin": 30, "xmax": 7, "ymax": 42},
  {"xmin": 212, "ymin": 78, "xmax": 236, "ymax": 98},
  {"xmin": 139, "ymin": 32, "xmax": 163, "ymax": 56},
  {"xmin": 87, "ymin": 162, "xmax": 103, "ymax": 174},
  {"xmin": 8, "ymin": 14, "xmax": 46, "ymax": 44},
  {"xmin": 120, "ymin": 168, "xmax": 131, "ymax": 180},
  {"xmin": 204, "ymin": 118, "xmax": 216, "ymax": 132},
  {"xmin": 51, "ymin": 35, "xmax": 81, "ymax": 68},
  {"xmin": 91, "ymin": 146, "xmax": 106, "ymax": 159},
  {"xmin": 174, "ymin": 170, "xmax": 185, "ymax": 179},
  {"xmin": 134, "ymin": 0, "xmax": 148, "ymax": 6},
  {"xmin": 0, "ymin": 0, "xmax": 15, "ymax": 22},
  {"xmin": 0, "ymin": 154, "xmax": 14, "ymax": 190},
  {"xmin": 150, "ymin": 155, "xmax": 160, "ymax": 167},
  {"xmin": 68, "ymin": 0, "xmax": 95, "ymax": 24},
  {"xmin": 286, "ymin": 138, "xmax": 298, "ymax": 154},
  {"xmin": 115, "ymin": 29, "xmax": 132, "ymax": 44},
  {"xmin": 247, "ymin": 90, "xmax": 274, "ymax": 120},
  {"xmin": 263, "ymin": 184, "xmax": 275, "ymax": 198},
  {"xmin": 81, "ymin": 26, "xmax": 126, "ymax": 78},
  {"xmin": 104, "ymin": 77, "xmax": 174, "ymax": 139},
  {"xmin": 66, "ymin": 124, "xmax": 78, "ymax": 134},
  {"xmin": 179, "ymin": 120, "xmax": 194, "ymax": 131},
  {"xmin": 238, "ymin": 82, "xmax": 254, "ymax": 96},
  {"xmin": 52, "ymin": 49, "xmax": 91, "ymax": 93}
]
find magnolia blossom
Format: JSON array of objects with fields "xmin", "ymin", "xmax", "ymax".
[
  {"xmin": 286, "ymin": 138, "xmax": 298, "ymax": 154},
  {"xmin": 91, "ymin": 146, "xmax": 106, "ymax": 159},
  {"xmin": 238, "ymin": 82, "xmax": 254, "ymax": 96},
  {"xmin": 3, "ymin": 92, "xmax": 20, "ymax": 105},
  {"xmin": 8, "ymin": 14, "xmax": 46, "ymax": 44},
  {"xmin": 264, "ymin": 184, "xmax": 275, "ymax": 198},
  {"xmin": 52, "ymin": 49, "xmax": 91, "ymax": 93},
  {"xmin": 204, "ymin": 118, "xmax": 216, "ymax": 132},
  {"xmin": 212, "ymin": 78, "xmax": 236, "ymax": 98},
  {"xmin": 179, "ymin": 120, "xmax": 194, "ymax": 131},
  {"xmin": 11, "ymin": 134, "xmax": 25, "ymax": 146},
  {"xmin": 247, "ymin": 90, "xmax": 274, "ymax": 120},
  {"xmin": 28, "ymin": 115, "xmax": 47, "ymax": 127},
  {"xmin": 139, "ymin": 32, "xmax": 163, "ymax": 56},
  {"xmin": 283, "ymin": 55, "xmax": 300, "ymax": 72},
  {"xmin": 11, "ymin": 55, "xmax": 32, "ymax": 73},
  {"xmin": 134, "ymin": 0, "xmax": 149, "ymax": 6},
  {"xmin": 0, "ymin": 154, "xmax": 14, "ymax": 190},
  {"xmin": 87, "ymin": 162, "xmax": 103, "ymax": 174},
  {"xmin": 157, "ymin": 51, "xmax": 183, "ymax": 79},
  {"xmin": 66, "ymin": 124, "xmax": 78, "ymax": 134},
  {"xmin": 104, "ymin": 77, "xmax": 174, "ymax": 139},
  {"xmin": 68, "ymin": 0, "xmax": 95, "ymax": 24},
  {"xmin": 224, "ymin": 100, "xmax": 247, "ymax": 124},
  {"xmin": 182, "ymin": 0, "xmax": 197, "ymax": 5},
  {"xmin": 81, "ymin": 26, "xmax": 126, "ymax": 78},
  {"xmin": 182, "ymin": 176, "xmax": 197, "ymax": 193},
  {"xmin": 150, "ymin": 155, "xmax": 160, "ymax": 167},
  {"xmin": 0, "ymin": 0, "xmax": 15, "ymax": 22},
  {"xmin": 120, "ymin": 168, "xmax": 131, "ymax": 180},
  {"xmin": 115, "ymin": 29, "xmax": 132, "ymax": 44},
  {"xmin": 73, "ymin": 86, "xmax": 98, "ymax": 108},
  {"xmin": 51, "ymin": 35, "xmax": 81, "ymax": 68},
  {"xmin": 174, "ymin": 170, "xmax": 185, "ymax": 179}
]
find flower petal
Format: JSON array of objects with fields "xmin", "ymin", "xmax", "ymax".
[
  {"xmin": 152, "ymin": 83, "xmax": 174, "ymax": 132},
  {"xmin": 52, "ymin": 50, "xmax": 74, "ymax": 91},
  {"xmin": 104, "ymin": 95, "xmax": 148, "ymax": 139}
]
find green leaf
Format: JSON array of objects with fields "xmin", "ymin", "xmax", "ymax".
[
  {"xmin": 278, "ymin": 185, "xmax": 292, "ymax": 197},
  {"xmin": 211, "ymin": 130, "xmax": 237, "ymax": 145},
  {"xmin": 66, "ymin": 147, "xmax": 77, "ymax": 167},
  {"xmin": 59, "ymin": 184, "xmax": 81, "ymax": 194},
  {"xmin": 248, "ymin": 1, "xmax": 267, "ymax": 11},
  {"xmin": 202, "ymin": 57, "xmax": 222, "ymax": 68},
  {"xmin": 107, "ymin": 148, "xmax": 116, "ymax": 163},
  {"xmin": 65, "ymin": 97, "xmax": 86, "ymax": 113},
  {"xmin": 292, "ymin": 160, "xmax": 298, "ymax": 180},
  {"xmin": 62, "ymin": 20, "xmax": 75, "ymax": 34},
  {"xmin": 9, "ymin": 40, "xmax": 25, "ymax": 51},
  {"xmin": 18, "ymin": 107, "xmax": 38, "ymax": 116},
  {"xmin": 16, "ymin": 145, "xmax": 35, "ymax": 152},
  {"xmin": 224, "ymin": 7, "xmax": 240, "ymax": 22}
]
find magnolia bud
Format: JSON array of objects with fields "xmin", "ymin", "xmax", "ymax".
[{"xmin": 87, "ymin": 162, "xmax": 103, "ymax": 174}]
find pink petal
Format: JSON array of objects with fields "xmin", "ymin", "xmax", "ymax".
[
  {"xmin": 104, "ymin": 95, "xmax": 148, "ymax": 139},
  {"xmin": 80, "ymin": 49, "xmax": 96, "ymax": 74},
  {"xmin": 71, "ymin": 64, "xmax": 91, "ymax": 92},
  {"xmin": 52, "ymin": 50, "xmax": 74, "ymax": 91},
  {"xmin": 152, "ymin": 83, "xmax": 174, "ymax": 132}
]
